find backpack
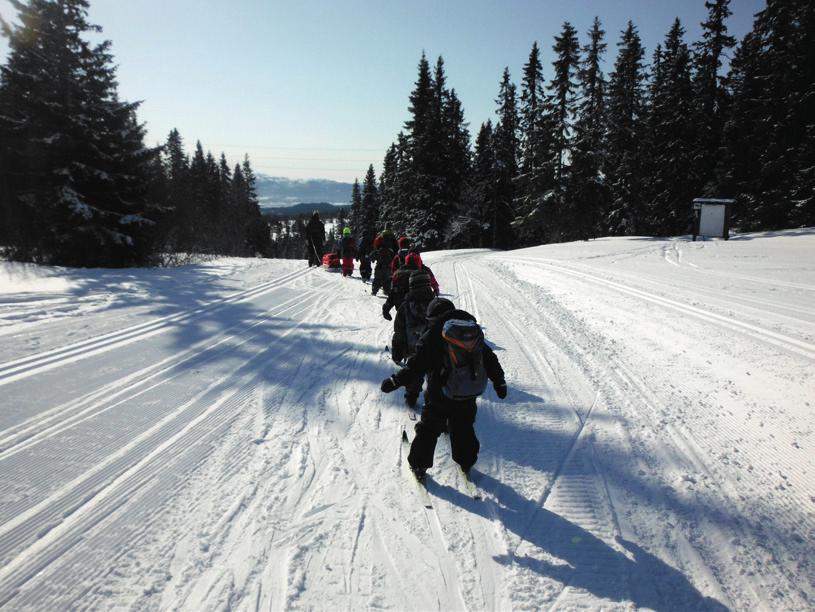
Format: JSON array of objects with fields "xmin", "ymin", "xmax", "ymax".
[
  {"xmin": 440, "ymin": 319, "xmax": 488, "ymax": 400},
  {"xmin": 403, "ymin": 299, "xmax": 430, "ymax": 355}
]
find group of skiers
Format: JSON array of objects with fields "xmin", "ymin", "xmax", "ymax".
[{"xmin": 305, "ymin": 211, "xmax": 508, "ymax": 483}]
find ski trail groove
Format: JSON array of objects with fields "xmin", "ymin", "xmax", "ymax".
[{"xmin": 0, "ymin": 267, "xmax": 313, "ymax": 386}]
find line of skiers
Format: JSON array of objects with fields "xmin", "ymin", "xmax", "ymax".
[
  {"xmin": 307, "ymin": 212, "xmax": 508, "ymax": 483},
  {"xmin": 367, "ymin": 230, "xmax": 507, "ymax": 485}
]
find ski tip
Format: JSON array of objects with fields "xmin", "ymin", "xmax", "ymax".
[{"xmin": 401, "ymin": 429, "xmax": 409, "ymax": 443}]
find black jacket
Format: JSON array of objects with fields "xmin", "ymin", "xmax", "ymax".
[
  {"xmin": 382, "ymin": 265, "xmax": 417, "ymax": 316},
  {"xmin": 393, "ymin": 308, "xmax": 505, "ymax": 405},
  {"xmin": 337, "ymin": 235, "xmax": 356, "ymax": 258},
  {"xmin": 306, "ymin": 217, "xmax": 325, "ymax": 244}
]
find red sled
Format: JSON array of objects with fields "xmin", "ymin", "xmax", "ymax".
[{"xmin": 322, "ymin": 253, "xmax": 341, "ymax": 272}]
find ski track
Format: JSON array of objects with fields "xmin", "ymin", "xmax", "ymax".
[
  {"xmin": 0, "ymin": 239, "xmax": 812, "ymax": 610},
  {"xmin": 481, "ymin": 251, "xmax": 812, "ymax": 610}
]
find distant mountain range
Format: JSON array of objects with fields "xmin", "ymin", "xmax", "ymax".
[{"xmin": 255, "ymin": 175, "xmax": 353, "ymax": 209}]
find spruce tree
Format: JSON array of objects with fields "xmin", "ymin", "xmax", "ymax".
[
  {"xmin": 456, "ymin": 121, "xmax": 496, "ymax": 248},
  {"xmin": 545, "ymin": 22, "xmax": 581, "ymax": 241},
  {"xmin": 491, "ymin": 68, "xmax": 519, "ymax": 248},
  {"xmin": 349, "ymin": 178, "xmax": 362, "ymax": 234},
  {"xmin": 514, "ymin": 42, "xmax": 556, "ymax": 245},
  {"xmin": 570, "ymin": 17, "xmax": 608, "ymax": 240},
  {"xmin": 605, "ymin": 21, "xmax": 648, "ymax": 235},
  {"xmin": 693, "ymin": 0, "xmax": 736, "ymax": 195},
  {"xmin": 361, "ymin": 164, "xmax": 379, "ymax": 238},
  {"xmin": 645, "ymin": 19, "xmax": 697, "ymax": 235},
  {"xmin": 0, "ymin": 0, "xmax": 160, "ymax": 266},
  {"xmin": 721, "ymin": 0, "xmax": 813, "ymax": 230}
]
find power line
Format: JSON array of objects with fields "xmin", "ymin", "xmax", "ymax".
[{"xmin": 207, "ymin": 142, "xmax": 384, "ymax": 153}]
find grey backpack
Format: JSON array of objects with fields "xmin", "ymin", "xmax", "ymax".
[{"xmin": 440, "ymin": 319, "xmax": 488, "ymax": 400}]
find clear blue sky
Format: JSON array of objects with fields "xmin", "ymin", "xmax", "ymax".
[{"xmin": 1, "ymin": 0, "xmax": 764, "ymax": 183}]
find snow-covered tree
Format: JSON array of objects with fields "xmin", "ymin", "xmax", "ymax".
[
  {"xmin": 0, "ymin": 0, "xmax": 160, "ymax": 266},
  {"xmin": 604, "ymin": 21, "xmax": 648, "ymax": 235}
]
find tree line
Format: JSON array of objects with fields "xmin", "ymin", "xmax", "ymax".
[
  {"xmin": 0, "ymin": 0, "xmax": 271, "ymax": 266},
  {"xmin": 347, "ymin": 0, "xmax": 813, "ymax": 251},
  {"xmin": 1, "ymin": 0, "xmax": 811, "ymax": 268}
]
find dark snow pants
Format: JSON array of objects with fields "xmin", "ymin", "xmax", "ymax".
[{"xmin": 408, "ymin": 398, "xmax": 479, "ymax": 472}]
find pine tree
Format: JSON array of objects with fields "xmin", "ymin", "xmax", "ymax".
[
  {"xmin": 605, "ymin": 21, "xmax": 648, "ymax": 235},
  {"xmin": 361, "ymin": 164, "xmax": 379, "ymax": 238},
  {"xmin": 349, "ymin": 178, "xmax": 362, "ymax": 234},
  {"xmin": 491, "ymin": 68, "xmax": 519, "ymax": 249},
  {"xmin": 645, "ymin": 19, "xmax": 698, "ymax": 235},
  {"xmin": 722, "ymin": 0, "xmax": 814, "ymax": 229},
  {"xmin": 549, "ymin": 22, "xmax": 580, "ymax": 185},
  {"xmin": 0, "ymin": 0, "xmax": 160, "ymax": 266},
  {"xmin": 693, "ymin": 0, "xmax": 736, "ymax": 195},
  {"xmin": 570, "ymin": 17, "xmax": 608, "ymax": 240},
  {"xmin": 455, "ymin": 121, "xmax": 496, "ymax": 248},
  {"xmin": 545, "ymin": 21, "xmax": 581, "ymax": 241},
  {"xmin": 240, "ymin": 155, "xmax": 270, "ymax": 256},
  {"xmin": 514, "ymin": 42, "xmax": 555, "ymax": 245},
  {"xmin": 378, "ymin": 143, "xmax": 399, "ymax": 230}
]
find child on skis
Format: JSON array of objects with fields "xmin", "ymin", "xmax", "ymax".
[
  {"xmin": 380, "ymin": 297, "xmax": 508, "ymax": 481},
  {"xmin": 390, "ymin": 267, "xmax": 436, "ymax": 407},
  {"xmin": 338, "ymin": 227, "xmax": 356, "ymax": 277},
  {"xmin": 370, "ymin": 235, "xmax": 394, "ymax": 296}
]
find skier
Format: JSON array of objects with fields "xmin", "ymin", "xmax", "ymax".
[
  {"xmin": 337, "ymin": 227, "xmax": 356, "ymax": 277},
  {"xmin": 382, "ymin": 252, "xmax": 422, "ymax": 320},
  {"xmin": 380, "ymin": 297, "xmax": 507, "ymax": 482},
  {"xmin": 378, "ymin": 223, "xmax": 399, "ymax": 255},
  {"xmin": 370, "ymin": 235, "xmax": 394, "ymax": 296},
  {"xmin": 305, "ymin": 211, "xmax": 325, "ymax": 267},
  {"xmin": 390, "ymin": 268, "xmax": 436, "ymax": 407},
  {"xmin": 389, "ymin": 236, "xmax": 412, "ymax": 276},
  {"xmin": 357, "ymin": 228, "xmax": 373, "ymax": 281}
]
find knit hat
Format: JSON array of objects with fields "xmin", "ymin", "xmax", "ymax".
[
  {"xmin": 373, "ymin": 235, "xmax": 384, "ymax": 248},
  {"xmin": 398, "ymin": 236, "xmax": 410, "ymax": 249},
  {"xmin": 343, "ymin": 227, "xmax": 351, "ymax": 236},
  {"xmin": 405, "ymin": 252, "xmax": 422, "ymax": 269},
  {"xmin": 426, "ymin": 297, "xmax": 454, "ymax": 319}
]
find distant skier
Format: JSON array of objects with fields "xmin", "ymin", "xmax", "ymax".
[
  {"xmin": 370, "ymin": 235, "xmax": 394, "ymax": 296},
  {"xmin": 380, "ymin": 297, "xmax": 507, "ymax": 482},
  {"xmin": 337, "ymin": 227, "xmax": 356, "ymax": 277},
  {"xmin": 357, "ymin": 229, "xmax": 373, "ymax": 281},
  {"xmin": 390, "ymin": 236, "xmax": 412, "ymax": 277},
  {"xmin": 390, "ymin": 268, "xmax": 436, "ymax": 407},
  {"xmin": 305, "ymin": 211, "xmax": 325, "ymax": 267},
  {"xmin": 378, "ymin": 223, "xmax": 399, "ymax": 255}
]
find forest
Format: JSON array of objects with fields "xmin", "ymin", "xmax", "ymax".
[{"xmin": 0, "ymin": 0, "xmax": 812, "ymax": 266}]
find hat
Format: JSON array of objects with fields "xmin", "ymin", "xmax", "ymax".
[
  {"xmin": 409, "ymin": 269, "xmax": 432, "ymax": 291},
  {"xmin": 426, "ymin": 297, "xmax": 454, "ymax": 319},
  {"xmin": 398, "ymin": 236, "xmax": 410, "ymax": 248},
  {"xmin": 343, "ymin": 227, "xmax": 352, "ymax": 236},
  {"xmin": 405, "ymin": 252, "xmax": 422, "ymax": 269}
]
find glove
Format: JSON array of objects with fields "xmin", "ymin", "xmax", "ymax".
[
  {"xmin": 494, "ymin": 381, "xmax": 507, "ymax": 399},
  {"xmin": 382, "ymin": 307, "xmax": 392, "ymax": 321},
  {"xmin": 380, "ymin": 375, "xmax": 398, "ymax": 393}
]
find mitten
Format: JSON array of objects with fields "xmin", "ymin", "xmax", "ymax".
[
  {"xmin": 382, "ymin": 306, "xmax": 392, "ymax": 321},
  {"xmin": 494, "ymin": 381, "xmax": 507, "ymax": 399},
  {"xmin": 381, "ymin": 375, "xmax": 398, "ymax": 393}
]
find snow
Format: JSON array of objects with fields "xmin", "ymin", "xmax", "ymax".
[{"xmin": 0, "ymin": 230, "xmax": 813, "ymax": 610}]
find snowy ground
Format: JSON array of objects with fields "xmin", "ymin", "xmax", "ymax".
[{"xmin": 0, "ymin": 230, "xmax": 813, "ymax": 611}]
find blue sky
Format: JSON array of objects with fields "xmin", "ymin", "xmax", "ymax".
[{"xmin": 1, "ymin": 0, "xmax": 764, "ymax": 182}]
